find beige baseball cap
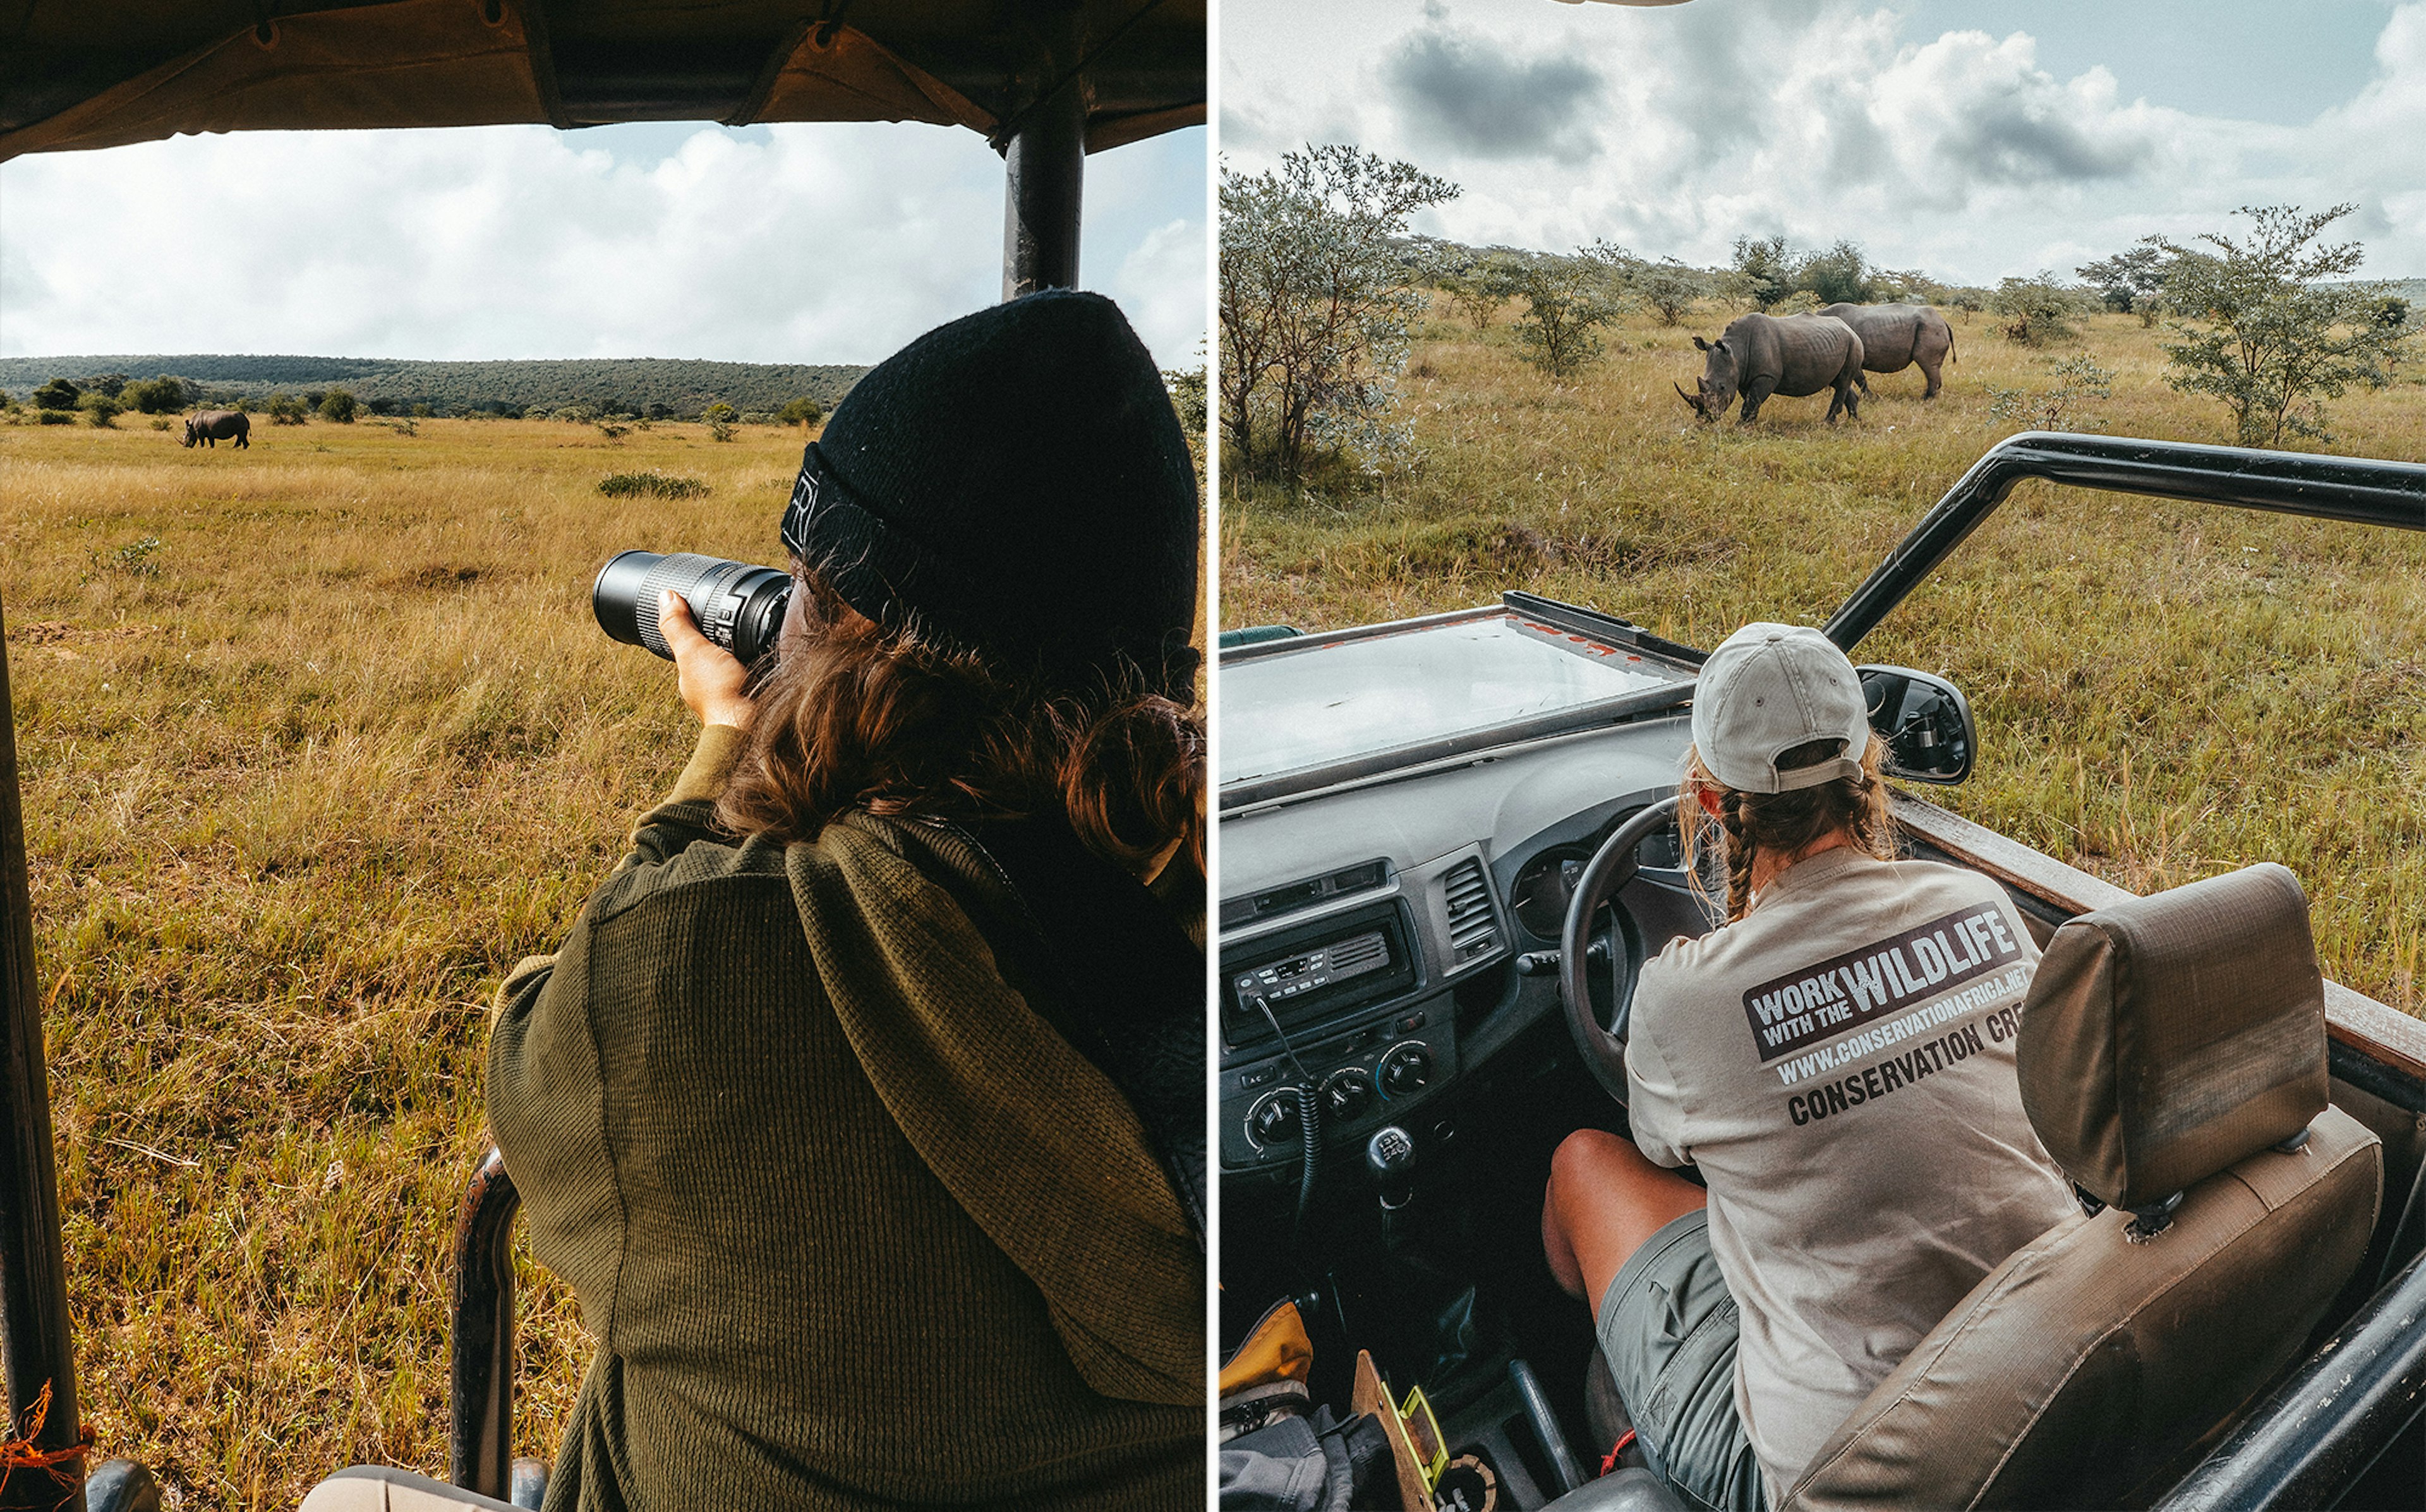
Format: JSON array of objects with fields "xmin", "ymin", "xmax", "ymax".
[{"xmin": 1691, "ymin": 623, "xmax": 1871, "ymax": 793}]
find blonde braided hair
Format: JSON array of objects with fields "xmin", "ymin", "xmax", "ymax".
[{"xmin": 1680, "ymin": 733, "xmax": 1897, "ymax": 923}]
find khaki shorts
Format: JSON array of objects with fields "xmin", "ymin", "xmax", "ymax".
[{"xmin": 1595, "ymin": 1209, "xmax": 1766, "ymax": 1512}]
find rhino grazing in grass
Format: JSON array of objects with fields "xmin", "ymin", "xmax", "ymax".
[
  {"xmin": 1677, "ymin": 313, "xmax": 1865, "ymax": 425},
  {"xmin": 1821, "ymin": 302, "xmax": 1957, "ymax": 399},
  {"xmin": 183, "ymin": 410, "xmax": 250, "ymax": 448}
]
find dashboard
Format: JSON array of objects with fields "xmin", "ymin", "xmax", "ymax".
[{"xmin": 1216, "ymin": 597, "xmax": 1717, "ymax": 1176}]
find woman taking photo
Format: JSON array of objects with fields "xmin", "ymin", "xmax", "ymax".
[{"xmin": 488, "ymin": 291, "xmax": 1206, "ymax": 1510}]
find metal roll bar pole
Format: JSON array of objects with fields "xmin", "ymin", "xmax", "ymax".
[
  {"xmin": 0, "ymin": 594, "xmax": 85, "ymax": 1509},
  {"xmin": 449, "ymin": 1148, "xmax": 521, "ymax": 1500},
  {"xmin": 999, "ymin": 61, "xmax": 1085, "ymax": 299},
  {"xmin": 1823, "ymin": 432, "xmax": 2426, "ymax": 654}
]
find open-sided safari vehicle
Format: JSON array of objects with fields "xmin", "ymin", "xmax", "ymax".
[
  {"xmin": 1, "ymin": 3, "xmax": 1200, "ymax": 1506},
  {"xmin": 1217, "ymin": 433, "xmax": 2426, "ymax": 1511}
]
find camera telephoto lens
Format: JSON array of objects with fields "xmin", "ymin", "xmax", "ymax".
[{"xmin": 593, "ymin": 551, "xmax": 793, "ymax": 666}]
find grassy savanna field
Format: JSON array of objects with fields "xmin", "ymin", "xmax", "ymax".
[
  {"xmin": 1224, "ymin": 306, "xmax": 2426, "ymax": 1017},
  {"xmin": 1, "ymin": 414, "xmax": 819, "ymax": 1504}
]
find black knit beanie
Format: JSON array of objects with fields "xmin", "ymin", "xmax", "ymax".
[{"xmin": 780, "ymin": 290, "xmax": 1198, "ymax": 691}]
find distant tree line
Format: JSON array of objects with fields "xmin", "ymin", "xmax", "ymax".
[{"xmin": 0, "ymin": 355, "xmax": 866, "ymax": 421}]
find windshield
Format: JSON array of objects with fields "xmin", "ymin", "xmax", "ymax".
[{"xmin": 1221, "ymin": 612, "xmax": 1691, "ymax": 788}]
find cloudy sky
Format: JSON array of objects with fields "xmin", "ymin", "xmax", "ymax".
[
  {"xmin": 1221, "ymin": 0, "xmax": 2426, "ymax": 285},
  {"xmin": 0, "ymin": 121, "xmax": 1205, "ymax": 369}
]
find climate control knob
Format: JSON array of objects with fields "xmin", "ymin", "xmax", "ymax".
[
  {"xmin": 1379, "ymin": 1043, "xmax": 1434, "ymax": 1098},
  {"xmin": 1248, "ymin": 1088, "xmax": 1305, "ymax": 1147},
  {"xmin": 1322, "ymin": 1067, "xmax": 1375, "ymax": 1123}
]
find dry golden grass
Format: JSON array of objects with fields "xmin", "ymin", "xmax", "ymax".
[
  {"xmin": 1222, "ymin": 306, "xmax": 2425, "ymax": 1016},
  {"xmin": 2, "ymin": 414, "xmax": 819, "ymax": 1506}
]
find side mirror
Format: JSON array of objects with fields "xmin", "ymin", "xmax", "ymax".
[{"xmin": 1857, "ymin": 665, "xmax": 1976, "ymax": 784}]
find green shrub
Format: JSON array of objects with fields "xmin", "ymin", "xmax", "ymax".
[
  {"xmin": 596, "ymin": 471, "xmax": 709, "ymax": 499},
  {"xmin": 32, "ymin": 377, "xmax": 80, "ymax": 411},
  {"xmin": 317, "ymin": 388, "xmax": 359, "ymax": 423},
  {"xmin": 121, "ymin": 375, "xmax": 194, "ymax": 414},
  {"xmin": 1797, "ymin": 239, "xmax": 1878, "ymax": 306},
  {"xmin": 1729, "ymin": 235, "xmax": 1797, "ymax": 311},
  {"xmin": 1988, "ymin": 354, "xmax": 2116, "ymax": 433},
  {"xmin": 1163, "ymin": 366, "xmax": 1207, "ymax": 434},
  {"xmin": 264, "ymin": 392, "xmax": 309, "ymax": 424},
  {"xmin": 87, "ymin": 536, "xmax": 164, "ymax": 579},
  {"xmin": 1634, "ymin": 258, "xmax": 1709, "ymax": 327},
  {"xmin": 37, "ymin": 409, "xmax": 74, "ymax": 426},
  {"xmin": 1991, "ymin": 273, "xmax": 2094, "ymax": 345},
  {"xmin": 1510, "ymin": 260, "xmax": 1628, "ymax": 378}
]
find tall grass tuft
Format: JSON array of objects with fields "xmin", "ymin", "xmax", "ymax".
[{"xmin": 596, "ymin": 469, "xmax": 709, "ymax": 499}]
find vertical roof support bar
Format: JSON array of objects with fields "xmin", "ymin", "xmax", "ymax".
[
  {"xmin": 0, "ymin": 598, "xmax": 84, "ymax": 1506},
  {"xmin": 1000, "ymin": 68, "xmax": 1085, "ymax": 300}
]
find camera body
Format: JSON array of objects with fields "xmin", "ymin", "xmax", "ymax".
[{"xmin": 593, "ymin": 551, "xmax": 792, "ymax": 665}]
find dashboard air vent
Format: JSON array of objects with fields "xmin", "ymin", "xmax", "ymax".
[{"xmin": 1443, "ymin": 859, "xmax": 1499, "ymax": 961}]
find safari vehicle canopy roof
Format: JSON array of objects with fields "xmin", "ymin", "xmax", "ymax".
[{"xmin": 0, "ymin": 0, "xmax": 1205, "ymax": 161}]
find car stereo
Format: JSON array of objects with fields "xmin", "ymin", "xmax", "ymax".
[{"xmin": 1222, "ymin": 900, "xmax": 1418, "ymax": 1047}]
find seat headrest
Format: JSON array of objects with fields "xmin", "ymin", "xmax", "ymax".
[{"xmin": 2017, "ymin": 863, "xmax": 2327, "ymax": 1209}]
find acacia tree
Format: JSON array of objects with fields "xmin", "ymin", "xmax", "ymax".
[
  {"xmin": 1218, "ymin": 145, "xmax": 1459, "ymax": 490},
  {"xmin": 2156, "ymin": 203, "xmax": 2410, "ymax": 448}
]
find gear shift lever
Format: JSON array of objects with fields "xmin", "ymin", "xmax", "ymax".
[{"xmin": 1367, "ymin": 1126, "xmax": 1416, "ymax": 1245}]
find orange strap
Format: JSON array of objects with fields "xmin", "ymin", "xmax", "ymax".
[{"xmin": 0, "ymin": 1383, "xmax": 94, "ymax": 1488}]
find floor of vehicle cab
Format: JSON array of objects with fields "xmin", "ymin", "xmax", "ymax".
[{"xmin": 1222, "ymin": 1014, "xmax": 1633, "ymax": 1499}]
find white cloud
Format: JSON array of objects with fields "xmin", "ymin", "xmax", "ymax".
[
  {"xmin": 1221, "ymin": 0, "xmax": 2426, "ymax": 284},
  {"xmin": 0, "ymin": 120, "xmax": 1207, "ymax": 369},
  {"xmin": 1113, "ymin": 219, "xmax": 1209, "ymax": 370}
]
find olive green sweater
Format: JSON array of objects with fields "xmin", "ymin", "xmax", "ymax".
[{"xmin": 488, "ymin": 726, "xmax": 1204, "ymax": 1510}]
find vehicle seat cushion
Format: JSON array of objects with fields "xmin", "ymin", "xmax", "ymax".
[
  {"xmin": 300, "ymin": 1466, "xmax": 521, "ymax": 1511},
  {"xmin": 1781, "ymin": 1104, "xmax": 2379, "ymax": 1511},
  {"xmin": 1543, "ymin": 1467, "xmax": 1689, "ymax": 1511},
  {"xmin": 2019, "ymin": 863, "xmax": 2327, "ymax": 1209}
]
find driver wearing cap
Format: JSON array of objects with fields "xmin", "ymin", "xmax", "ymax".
[{"xmin": 1541, "ymin": 623, "xmax": 2072, "ymax": 1512}]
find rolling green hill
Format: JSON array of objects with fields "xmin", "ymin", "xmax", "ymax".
[{"xmin": 0, "ymin": 354, "xmax": 865, "ymax": 417}]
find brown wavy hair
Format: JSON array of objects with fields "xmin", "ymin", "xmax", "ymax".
[
  {"xmin": 1679, "ymin": 733, "xmax": 1896, "ymax": 923},
  {"xmin": 715, "ymin": 561, "xmax": 1205, "ymax": 884}
]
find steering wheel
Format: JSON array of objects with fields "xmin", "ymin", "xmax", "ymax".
[{"xmin": 1560, "ymin": 796, "xmax": 1682, "ymax": 1103}]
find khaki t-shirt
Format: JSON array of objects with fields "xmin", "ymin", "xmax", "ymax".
[{"xmin": 1626, "ymin": 846, "xmax": 2073, "ymax": 1506}]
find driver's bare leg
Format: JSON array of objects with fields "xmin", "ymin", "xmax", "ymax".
[{"xmin": 1543, "ymin": 1129, "xmax": 1707, "ymax": 1314}]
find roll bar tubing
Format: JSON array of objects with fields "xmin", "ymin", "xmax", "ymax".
[
  {"xmin": 1823, "ymin": 432, "xmax": 2426, "ymax": 654},
  {"xmin": 0, "ymin": 605, "xmax": 83, "ymax": 1501}
]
